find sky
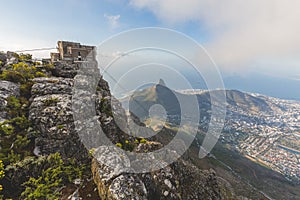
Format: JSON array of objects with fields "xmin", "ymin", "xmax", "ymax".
[{"xmin": 0, "ymin": 0, "xmax": 299, "ymax": 99}]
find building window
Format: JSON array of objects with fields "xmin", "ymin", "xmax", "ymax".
[{"xmin": 78, "ymin": 52, "xmax": 82, "ymax": 61}]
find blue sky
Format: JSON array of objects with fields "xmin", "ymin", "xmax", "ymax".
[
  {"xmin": 0, "ymin": 0, "xmax": 214, "ymax": 55},
  {"xmin": 0, "ymin": 0, "xmax": 299, "ymax": 99}
]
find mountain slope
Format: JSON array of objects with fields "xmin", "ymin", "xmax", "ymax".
[
  {"xmin": 120, "ymin": 79, "xmax": 300, "ymax": 200},
  {"xmin": 124, "ymin": 80, "xmax": 279, "ymax": 122}
]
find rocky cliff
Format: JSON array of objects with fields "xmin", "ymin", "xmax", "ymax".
[{"xmin": 0, "ymin": 61, "xmax": 237, "ymax": 199}]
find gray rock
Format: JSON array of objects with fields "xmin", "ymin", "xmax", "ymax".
[
  {"xmin": 52, "ymin": 62, "xmax": 79, "ymax": 78},
  {"xmin": 0, "ymin": 80, "xmax": 20, "ymax": 100},
  {"xmin": 92, "ymin": 158, "xmax": 147, "ymax": 200},
  {"xmin": 31, "ymin": 77, "xmax": 73, "ymax": 98},
  {"xmin": 0, "ymin": 80, "xmax": 20, "ymax": 121},
  {"xmin": 29, "ymin": 77, "xmax": 88, "ymax": 162}
]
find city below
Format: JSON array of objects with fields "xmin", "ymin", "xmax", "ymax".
[{"xmin": 179, "ymin": 90, "xmax": 300, "ymax": 182}]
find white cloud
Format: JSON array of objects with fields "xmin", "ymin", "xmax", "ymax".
[
  {"xmin": 104, "ymin": 14, "xmax": 121, "ymax": 29},
  {"xmin": 129, "ymin": 0, "xmax": 300, "ymax": 74}
]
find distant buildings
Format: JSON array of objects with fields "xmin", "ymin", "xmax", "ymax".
[{"xmin": 50, "ymin": 41, "xmax": 95, "ymax": 63}]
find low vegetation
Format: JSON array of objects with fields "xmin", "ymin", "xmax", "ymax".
[
  {"xmin": 21, "ymin": 153, "xmax": 88, "ymax": 200},
  {"xmin": 115, "ymin": 138, "xmax": 148, "ymax": 152}
]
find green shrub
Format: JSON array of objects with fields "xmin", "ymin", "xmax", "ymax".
[
  {"xmin": 18, "ymin": 54, "xmax": 32, "ymax": 62},
  {"xmin": 100, "ymin": 98, "xmax": 113, "ymax": 116},
  {"xmin": 20, "ymin": 82, "xmax": 33, "ymax": 99},
  {"xmin": 43, "ymin": 64, "xmax": 54, "ymax": 73},
  {"xmin": 123, "ymin": 141, "xmax": 135, "ymax": 151},
  {"xmin": 115, "ymin": 140, "xmax": 136, "ymax": 152},
  {"xmin": 21, "ymin": 153, "xmax": 87, "ymax": 200},
  {"xmin": 7, "ymin": 150, "xmax": 21, "ymax": 163},
  {"xmin": 12, "ymin": 62, "xmax": 36, "ymax": 80},
  {"xmin": 57, "ymin": 125, "xmax": 64, "ymax": 129},
  {"xmin": 0, "ymin": 122, "xmax": 14, "ymax": 135},
  {"xmin": 35, "ymin": 71, "xmax": 46, "ymax": 77},
  {"xmin": 6, "ymin": 96, "xmax": 21, "ymax": 109},
  {"xmin": 0, "ymin": 98, "xmax": 31, "ymax": 165},
  {"xmin": 116, "ymin": 143, "xmax": 122, "ymax": 148},
  {"xmin": 14, "ymin": 135, "xmax": 30, "ymax": 149},
  {"xmin": 10, "ymin": 116, "xmax": 30, "ymax": 131},
  {"xmin": 5, "ymin": 96, "xmax": 22, "ymax": 118},
  {"xmin": 0, "ymin": 61, "xmax": 42, "ymax": 84},
  {"xmin": 0, "ymin": 70, "xmax": 25, "ymax": 83},
  {"xmin": 89, "ymin": 148, "xmax": 96, "ymax": 156},
  {"xmin": 139, "ymin": 138, "xmax": 147, "ymax": 144}
]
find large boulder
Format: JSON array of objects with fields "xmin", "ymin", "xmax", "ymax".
[
  {"xmin": 29, "ymin": 77, "xmax": 88, "ymax": 162},
  {"xmin": 91, "ymin": 141, "xmax": 225, "ymax": 200},
  {"xmin": 51, "ymin": 62, "xmax": 79, "ymax": 78},
  {"xmin": 91, "ymin": 147, "xmax": 148, "ymax": 200}
]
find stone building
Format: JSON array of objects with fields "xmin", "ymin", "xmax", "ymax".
[{"xmin": 51, "ymin": 41, "xmax": 95, "ymax": 63}]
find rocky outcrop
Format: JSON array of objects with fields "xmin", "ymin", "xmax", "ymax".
[
  {"xmin": 143, "ymin": 161, "xmax": 221, "ymax": 200},
  {"xmin": 51, "ymin": 61, "xmax": 79, "ymax": 78},
  {"xmin": 91, "ymin": 141, "xmax": 224, "ymax": 200},
  {"xmin": 91, "ymin": 157, "xmax": 148, "ymax": 200},
  {"xmin": 27, "ymin": 62, "xmax": 234, "ymax": 200},
  {"xmin": 0, "ymin": 80, "xmax": 19, "ymax": 122},
  {"xmin": 29, "ymin": 77, "xmax": 88, "ymax": 161}
]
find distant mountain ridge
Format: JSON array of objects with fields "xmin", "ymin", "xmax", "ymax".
[{"xmin": 122, "ymin": 79, "xmax": 285, "ymax": 122}]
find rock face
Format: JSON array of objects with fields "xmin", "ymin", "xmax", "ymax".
[
  {"xmin": 0, "ymin": 80, "xmax": 20, "ymax": 122},
  {"xmin": 91, "ymin": 142, "xmax": 224, "ymax": 200},
  {"xmin": 28, "ymin": 62, "xmax": 234, "ymax": 200},
  {"xmin": 28, "ymin": 63, "xmax": 131, "ymax": 161},
  {"xmin": 29, "ymin": 77, "xmax": 89, "ymax": 161},
  {"xmin": 92, "ymin": 157, "xmax": 148, "ymax": 200},
  {"xmin": 26, "ymin": 73, "xmax": 100, "ymax": 198},
  {"xmin": 144, "ymin": 161, "xmax": 221, "ymax": 200},
  {"xmin": 51, "ymin": 62, "xmax": 79, "ymax": 78}
]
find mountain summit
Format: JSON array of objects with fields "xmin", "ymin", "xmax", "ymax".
[{"xmin": 158, "ymin": 78, "xmax": 166, "ymax": 86}]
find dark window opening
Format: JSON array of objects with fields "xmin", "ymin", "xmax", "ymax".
[{"xmin": 78, "ymin": 52, "xmax": 82, "ymax": 61}]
